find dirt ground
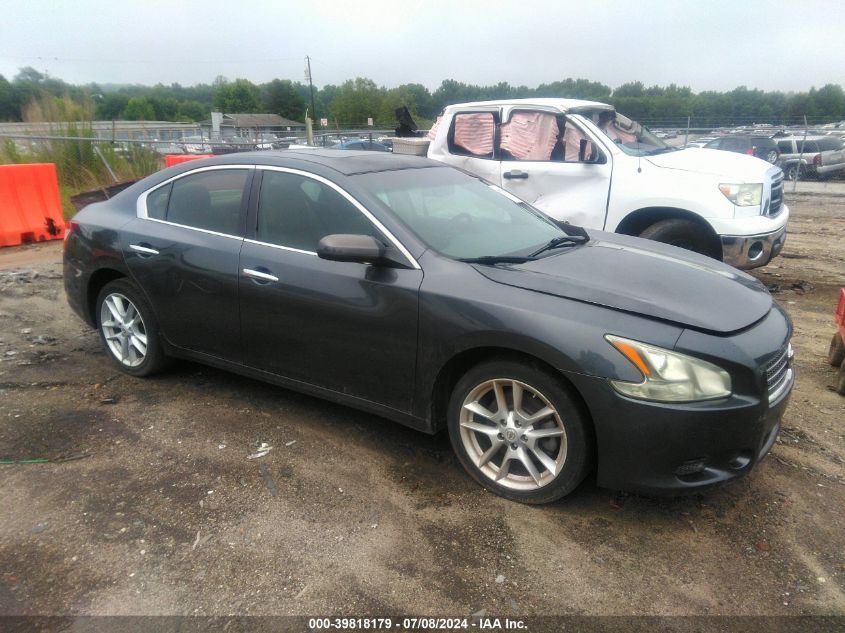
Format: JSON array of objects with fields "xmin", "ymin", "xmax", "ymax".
[{"xmin": 0, "ymin": 191, "xmax": 843, "ymax": 619}]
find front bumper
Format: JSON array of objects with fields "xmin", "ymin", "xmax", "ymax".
[
  {"xmin": 566, "ymin": 355, "xmax": 794, "ymax": 496},
  {"xmin": 721, "ymin": 224, "xmax": 786, "ymax": 269}
]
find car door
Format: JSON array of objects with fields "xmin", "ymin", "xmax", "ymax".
[
  {"xmin": 497, "ymin": 108, "xmax": 612, "ymax": 227},
  {"xmin": 121, "ymin": 165, "xmax": 252, "ymax": 360},
  {"xmin": 238, "ymin": 167, "xmax": 423, "ymax": 412}
]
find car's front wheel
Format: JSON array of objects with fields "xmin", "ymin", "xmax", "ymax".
[
  {"xmin": 96, "ymin": 279, "xmax": 168, "ymax": 377},
  {"xmin": 447, "ymin": 359, "xmax": 592, "ymax": 504},
  {"xmin": 765, "ymin": 150, "xmax": 779, "ymax": 164}
]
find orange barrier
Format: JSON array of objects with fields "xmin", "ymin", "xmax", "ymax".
[
  {"xmin": 164, "ymin": 154, "xmax": 214, "ymax": 167},
  {"xmin": 0, "ymin": 163, "xmax": 66, "ymax": 248}
]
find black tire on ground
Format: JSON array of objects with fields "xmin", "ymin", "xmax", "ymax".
[
  {"xmin": 638, "ymin": 218, "xmax": 720, "ymax": 259},
  {"xmin": 785, "ymin": 164, "xmax": 803, "ymax": 181},
  {"xmin": 447, "ymin": 358, "xmax": 593, "ymax": 504},
  {"xmin": 96, "ymin": 278, "xmax": 169, "ymax": 377},
  {"xmin": 836, "ymin": 359, "xmax": 845, "ymax": 397},
  {"xmin": 829, "ymin": 332, "xmax": 845, "ymax": 368}
]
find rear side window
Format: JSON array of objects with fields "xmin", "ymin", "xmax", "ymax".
[
  {"xmin": 777, "ymin": 140, "xmax": 793, "ymax": 153},
  {"xmin": 256, "ymin": 171, "xmax": 379, "ymax": 252},
  {"xmin": 449, "ymin": 112, "xmax": 495, "ymax": 158},
  {"xmin": 146, "ymin": 183, "xmax": 171, "ymax": 220},
  {"xmin": 164, "ymin": 169, "xmax": 249, "ymax": 235}
]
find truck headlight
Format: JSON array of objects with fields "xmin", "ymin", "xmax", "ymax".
[
  {"xmin": 606, "ymin": 335, "xmax": 732, "ymax": 402},
  {"xmin": 719, "ymin": 183, "xmax": 762, "ymax": 206}
]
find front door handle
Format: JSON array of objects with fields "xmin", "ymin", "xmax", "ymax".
[
  {"xmin": 130, "ymin": 244, "xmax": 159, "ymax": 256},
  {"xmin": 242, "ymin": 268, "xmax": 279, "ymax": 283},
  {"xmin": 503, "ymin": 170, "xmax": 529, "ymax": 180}
]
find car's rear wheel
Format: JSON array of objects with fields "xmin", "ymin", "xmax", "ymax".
[
  {"xmin": 829, "ymin": 332, "xmax": 845, "ymax": 367},
  {"xmin": 96, "ymin": 279, "xmax": 168, "ymax": 377},
  {"xmin": 447, "ymin": 359, "xmax": 592, "ymax": 504},
  {"xmin": 638, "ymin": 218, "xmax": 719, "ymax": 259}
]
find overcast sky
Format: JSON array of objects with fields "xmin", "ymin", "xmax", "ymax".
[{"xmin": 2, "ymin": 0, "xmax": 843, "ymax": 93}]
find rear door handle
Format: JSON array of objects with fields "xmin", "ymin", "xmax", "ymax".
[
  {"xmin": 129, "ymin": 244, "xmax": 159, "ymax": 256},
  {"xmin": 242, "ymin": 268, "xmax": 279, "ymax": 283},
  {"xmin": 503, "ymin": 170, "xmax": 529, "ymax": 180}
]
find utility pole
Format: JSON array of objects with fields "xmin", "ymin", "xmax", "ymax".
[{"xmin": 305, "ymin": 56, "xmax": 317, "ymax": 130}]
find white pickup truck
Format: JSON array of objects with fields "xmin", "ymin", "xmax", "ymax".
[{"xmin": 424, "ymin": 99, "xmax": 788, "ymax": 269}]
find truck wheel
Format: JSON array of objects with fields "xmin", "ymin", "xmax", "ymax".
[
  {"xmin": 785, "ymin": 164, "xmax": 803, "ymax": 181},
  {"xmin": 836, "ymin": 360, "xmax": 845, "ymax": 397},
  {"xmin": 829, "ymin": 332, "xmax": 845, "ymax": 367},
  {"xmin": 638, "ymin": 218, "xmax": 719, "ymax": 259}
]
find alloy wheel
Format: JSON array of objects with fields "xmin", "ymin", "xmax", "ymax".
[
  {"xmin": 459, "ymin": 378, "xmax": 567, "ymax": 490},
  {"xmin": 100, "ymin": 292, "xmax": 148, "ymax": 367}
]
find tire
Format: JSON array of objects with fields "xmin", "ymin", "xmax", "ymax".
[
  {"xmin": 96, "ymin": 279, "xmax": 169, "ymax": 377},
  {"xmin": 638, "ymin": 218, "xmax": 719, "ymax": 258},
  {"xmin": 447, "ymin": 359, "xmax": 592, "ymax": 504},
  {"xmin": 765, "ymin": 150, "xmax": 779, "ymax": 164},
  {"xmin": 829, "ymin": 332, "xmax": 845, "ymax": 368},
  {"xmin": 785, "ymin": 164, "xmax": 803, "ymax": 181}
]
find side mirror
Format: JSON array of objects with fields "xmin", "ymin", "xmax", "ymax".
[
  {"xmin": 317, "ymin": 234, "xmax": 384, "ymax": 264},
  {"xmin": 317, "ymin": 234, "xmax": 411, "ymax": 268}
]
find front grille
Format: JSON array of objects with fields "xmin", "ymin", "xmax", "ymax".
[
  {"xmin": 764, "ymin": 345, "xmax": 791, "ymax": 402},
  {"xmin": 768, "ymin": 173, "xmax": 784, "ymax": 216}
]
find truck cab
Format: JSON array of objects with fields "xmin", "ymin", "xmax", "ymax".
[{"xmin": 426, "ymin": 99, "xmax": 788, "ymax": 269}]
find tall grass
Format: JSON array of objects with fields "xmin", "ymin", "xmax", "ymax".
[{"xmin": 0, "ymin": 95, "xmax": 163, "ymax": 217}]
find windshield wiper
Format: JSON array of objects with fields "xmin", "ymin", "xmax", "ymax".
[
  {"xmin": 458, "ymin": 255, "xmax": 537, "ymax": 265},
  {"xmin": 528, "ymin": 234, "xmax": 588, "ymax": 257},
  {"xmin": 646, "ymin": 146, "xmax": 678, "ymax": 155}
]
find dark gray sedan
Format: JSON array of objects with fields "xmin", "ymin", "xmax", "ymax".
[{"xmin": 64, "ymin": 149, "xmax": 793, "ymax": 503}]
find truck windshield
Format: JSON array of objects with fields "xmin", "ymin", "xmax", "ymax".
[
  {"xmin": 587, "ymin": 110, "xmax": 675, "ymax": 157},
  {"xmin": 353, "ymin": 167, "xmax": 569, "ymax": 260}
]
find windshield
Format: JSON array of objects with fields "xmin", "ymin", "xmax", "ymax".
[
  {"xmin": 588, "ymin": 110, "xmax": 673, "ymax": 156},
  {"xmin": 353, "ymin": 168, "xmax": 565, "ymax": 260}
]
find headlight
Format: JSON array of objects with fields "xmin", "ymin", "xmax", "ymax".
[
  {"xmin": 719, "ymin": 183, "xmax": 762, "ymax": 206},
  {"xmin": 606, "ymin": 335, "xmax": 732, "ymax": 402}
]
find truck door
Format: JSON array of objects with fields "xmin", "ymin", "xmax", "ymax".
[
  {"xmin": 431, "ymin": 109, "xmax": 501, "ymax": 186},
  {"xmin": 497, "ymin": 108, "xmax": 612, "ymax": 228}
]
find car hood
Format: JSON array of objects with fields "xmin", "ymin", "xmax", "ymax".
[
  {"xmin": 474, "ymin": 231, "xmax": 772, "ymax": 335},
  {"xmin": 646, "ymin": 148, "xmax": 773, "ymax": 179}
]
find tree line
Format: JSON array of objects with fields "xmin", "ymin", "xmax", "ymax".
[{"xmin": 1, "ymin": 67, "xmax": 844, "ymax": 129}]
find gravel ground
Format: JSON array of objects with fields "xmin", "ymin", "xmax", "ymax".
[{"xmin": 0, "ymin": 191, "xmax": 843, "ymax": 618}]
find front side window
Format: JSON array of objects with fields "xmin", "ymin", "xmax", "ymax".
[
  {"xmin": 355, "ymin": 167, "xmax": 564, "ymax": 260},
  {"xmin": 256, "ymin": 171, "xmax": 380, "ymax": 252},
  {"xmin": 162, "ymin": 169, "xmax": 249, "ymax": 235}
]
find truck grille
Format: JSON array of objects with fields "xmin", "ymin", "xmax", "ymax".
[
  {"xmin": 764, "ymin": 344, "xmax": 792, "ymax": 402},
  {"xmin": 768, "ymin": 173, "xmax": 784, "ymax": 216}
]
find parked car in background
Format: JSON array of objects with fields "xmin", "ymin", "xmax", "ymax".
[
  {"xmin": 63, "ymin": 150, "xmax": 793, "ymax": 503},
  {"xmin": 426, "ymin": 99, "xmax": 788, "ymax": 269},
  {"xmin": 776, "ymin": 136, "xmax": 845, "ymax": 180},
  {"xmin": 703, "ymin": 135, "xmax": 780, "ymax": 164},
  {"xmin": 333, "ymin": 139, "xmax": 392, "ymax": 152}
]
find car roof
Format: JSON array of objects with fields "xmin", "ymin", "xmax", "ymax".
[
  {"xmin": 443, "ymin": 98, "xmax": 614, "ymax": 113},
  {"xmin": 187, "ymin": 148, "xmax": 441, "ymax": 176}
]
